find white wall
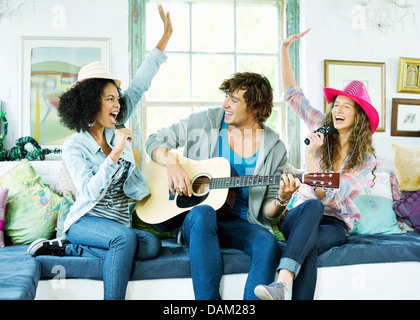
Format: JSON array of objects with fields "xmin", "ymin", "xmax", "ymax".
[
  {"xmin": 0, "ymin": 0, "xmax": 418, "ymax": 162},
  {"xmin": 299, "ymin": 0, "xmax": 420, "ymax": 162},
  {"xmin": 0, "ymin": 0, "xmax": 129, "ymax": 149}
]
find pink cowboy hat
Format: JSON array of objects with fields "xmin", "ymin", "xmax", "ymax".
[
  {"xmin": 71, "ymin": 61, "xmax": 121, "ymax": 88},
  {"xmin": 323, "ymin": 80, "xmax": 379, "ymax": 134}
]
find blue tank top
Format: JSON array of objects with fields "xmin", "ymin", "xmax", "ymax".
[{"xmin": 213, "ymin": 117, "xmax": 259, "ymax": 220}]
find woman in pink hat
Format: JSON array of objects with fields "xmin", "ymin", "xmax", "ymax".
[
  {"xmin": 255, "ymin": 29, "xmax": 377, "ymax": 300},
  {"xmin": 28, "ymin": 5, "xmax": 172, "ymax": 300}
]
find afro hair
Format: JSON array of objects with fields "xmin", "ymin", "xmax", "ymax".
[{"xmin": 58, "ymin": 78, "xmax": 127, "ymax": 132}]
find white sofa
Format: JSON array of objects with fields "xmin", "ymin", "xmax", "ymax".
[{"xmin": 1, "ymin": 159, "xmax": 420, "ymax": 300}]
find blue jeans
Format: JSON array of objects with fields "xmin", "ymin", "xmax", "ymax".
[
  {"xmin": 65, "ymin": 216, "xmax": 161, "ymax": 300},
  {"xmin": 279, "ymin": 199, "xmax": 348, "ymax": 300},
  {"xmin": 182, "ymin": 205, "xmax": 279, "ymax": 300}
]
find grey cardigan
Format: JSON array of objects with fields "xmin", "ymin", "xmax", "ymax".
[{"xmin": 145, "ymin": 107, "xmax": 288, "ymax": 232}]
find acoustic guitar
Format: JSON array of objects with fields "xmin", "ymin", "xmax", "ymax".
[{"xmin": 135, "ymin": 155, "xmax": 340, "ymax": 232}]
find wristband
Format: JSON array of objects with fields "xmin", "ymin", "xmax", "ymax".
[
  {"xmin": 0, "ymin": 220, "xmax": 4, "ymax": 232},
  {"xmin": 275, "ymin": 194, "xmax": 290, "ymax": 207}
]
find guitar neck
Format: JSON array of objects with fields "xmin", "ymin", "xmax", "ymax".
[{"xmin": 210, "ymin": 174, "xmax": 304, "ymax": 189}]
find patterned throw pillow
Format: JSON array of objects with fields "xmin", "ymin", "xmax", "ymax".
[
  {"xmin": 55, "ymin": 195, "xmax": 74, "ymax": 238},
  {"xmin": 0, "ymin": 187, "xmax": 9, "ymax": 247},
  {"xmin": 352, "ymin": 171, "xmax": 405, "ymax": 235},
  {"xmin": 53, "ymin": 161, "xmax": 77, "ymax": 199},
  {"xmin": 353, "ymin": 196, "xmax": 404, "ymax": 234},
  {"xmin": 0, "ymin": 160, "xmax": 62, "ymax": 245},
  {"xmin": 393, "ymin": 191, "xmax": 420, "ymax": 230}
]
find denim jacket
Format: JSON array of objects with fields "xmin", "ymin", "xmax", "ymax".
[{"xmin": 62, "ymin": 48, "xmax": 167, "ymax": 232}]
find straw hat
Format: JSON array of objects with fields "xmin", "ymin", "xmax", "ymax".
[
  {"xmin": 323, "ymin": 80, "xmax": 379, "ymax": 134},
  {"xmin": 71, "ymin": 61, "xmax": 121, "ymax": 88}
]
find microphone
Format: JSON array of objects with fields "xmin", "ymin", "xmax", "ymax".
[
  {"xmin": 304, "ymin": 124, "xmax": 332, "ymax": 145},
  {"xmin": 115, "ymin": 124, "xmax": 132, "ymax": 141}
]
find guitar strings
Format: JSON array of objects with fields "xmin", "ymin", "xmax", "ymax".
[{"xmin": 191, "ymin": 173, "xmax": 337, "ymax": 189}]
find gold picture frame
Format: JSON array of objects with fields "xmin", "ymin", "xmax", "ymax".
[
  {"xmin": 397, "ymin": 57, "xmax": 420, "ymax": 94},
  {"xmin": 324, "ymin": 60, "xmax": 386, "ymax": 132}
]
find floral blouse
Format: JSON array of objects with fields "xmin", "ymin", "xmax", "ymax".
[{"xmin": 284, "ymin": 87, "xmax": 376, "ymax": 231}]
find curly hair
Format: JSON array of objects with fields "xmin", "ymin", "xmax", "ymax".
[
  {"xmin": 319, "ymin": 97, "xmax": 376, "ymax": 176},
  {"xmin": 58, "ymin": 78, "xmax": 126, "ymax": 132},
  {"xmin": 219, "ymin": 72, "xmax": 273, "ymax": 124}
]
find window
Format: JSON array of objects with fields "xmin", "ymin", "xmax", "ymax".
[{"xmin": 143, "ymin": 0, "xmax": 286, "ymax": 140}]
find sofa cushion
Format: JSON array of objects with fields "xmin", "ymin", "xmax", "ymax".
[
  {"xmin": 55, "ymin": 196, "xmax": 75, "ymax": 238},
  {"xmin": 2, "ymin": 231, "xmax": 420, "ymax": 300},
  {"xmin": 37, "ymin": 255, "xmax": 103, "ymax": 280},
  {"xmin": 316, "ymin": 230, "xmax": 420, "ymax": 267},
  {"xmin": 131, "ymin": 239, "xmax": 251, "ymax": 280},
  {"xmin": 393, "ymin": 191, "xmax": 420, "ymax": 230},
  {"xmin": 352, "ymin": 196, "xmax": 404, "ymax": 234},
  {"xmin": 37, "ymin": 231, "xmax": 420, "ymax": 281},
  {"xmin": 0, "ymin": 245, "xmax": 40, "ymax": 300},
  {"xmin": 0, "ymin": 160, "xmax": 62, "ymax": 244},
  {"xmin": 0, "ymin": 187, "xmax": 9, "ymax": 247},
  {"xmin": 53, "ymin": 161, "xmax": 77, "ymax": 199},
  {"xmin": 393, "ymin": 144, "xmax": 420, "ymax": 192},
  {"xmin": 0, "ymin": 160, "xmax": 61, "ymax": 190},
  {"xmin": 37, "ymin": 238, "xmax": 251, "ymax": 280},
  {"xmin": 352, "ymin": 171, "xmax": 404, "ymax": 235}
]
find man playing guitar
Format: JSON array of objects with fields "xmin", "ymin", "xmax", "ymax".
[{"xmin": 145, "ymin": 72, "xmax": 300, "ymax": 300}]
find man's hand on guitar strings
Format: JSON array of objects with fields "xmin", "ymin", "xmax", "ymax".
[
  {"xmin": 278, "ymin": 173, "xmax": 301, "ymax": 202},
  {"xmin": 167, "ymin": 163, "xmax": 192, "ymax": 197}
]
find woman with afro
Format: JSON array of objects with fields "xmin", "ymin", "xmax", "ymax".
[{"xmin": 28, "ymin": 5, "xmax": 172, "ymax": 300}]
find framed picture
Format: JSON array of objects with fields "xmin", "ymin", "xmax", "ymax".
[
  {"xmin": 391, "ymin": 98, "xmax": 420, "ymax": 137},
  {"xmin": 324, "ymin": 60, "xmax": 386, "ymax": 132},
  {"xmin": 397, "ymin": 57, "xmax": 420, "ymax": 94},
  {"xmin": 20, "ymin": 37, "xmax": 110, "ymax": 147}
]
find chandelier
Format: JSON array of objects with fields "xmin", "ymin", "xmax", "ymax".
[
  {"xmin": 0, "ymin": 0, "xmax": 34, "ymax": 22},
  {"xmin": 353, "ymin": 0, "xmax": 418, "ymax": 29}
]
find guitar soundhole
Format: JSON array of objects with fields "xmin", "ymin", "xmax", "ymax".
[{"xmin": 191, "ymin": 174, "xmax": 211, "ymax": 197}]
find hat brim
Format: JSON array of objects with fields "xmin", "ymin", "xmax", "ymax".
[
  {"xmin": 323, "ymin": 87, "xmax": 379, "ymax": 134},
  {"xmin": 70, "ymin": 76, "xmax": 122, "ymax": 89}
]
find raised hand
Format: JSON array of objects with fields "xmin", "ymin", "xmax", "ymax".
[
  {"xmin": 156, "ymin": 4, "xmax": 173, "ymax": 52},
  {"xmin": 281, "ymin": 28, "xmax": 311, "ymax": 90},
  {"xmin": 282, "ymin": 28, "xmax": 311, "ymax": 49}
]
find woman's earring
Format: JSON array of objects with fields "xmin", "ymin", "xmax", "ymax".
[{"xmin": 88, "ymin": 120, "xmax": 96, "ymax": 127}]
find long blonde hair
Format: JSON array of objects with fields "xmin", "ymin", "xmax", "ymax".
[{"xmin": 319, "ymin": 97, "xmax": 376, "ymax": 176}]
